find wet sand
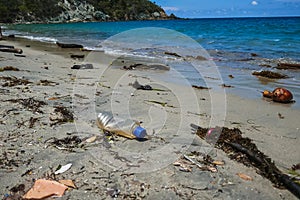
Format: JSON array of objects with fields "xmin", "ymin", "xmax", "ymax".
[{"xmin": 0, "ymin": 37, "xmax": 299, "ymax": 199}]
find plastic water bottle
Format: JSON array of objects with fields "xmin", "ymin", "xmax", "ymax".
[{"xmin": 96, "ymin": 112, "xmax": 147, "ymax": 139}]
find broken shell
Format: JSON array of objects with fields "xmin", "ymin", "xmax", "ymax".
[{"xmin": 272, "ymin": 88, "xmax": 293, "ymax": 103}]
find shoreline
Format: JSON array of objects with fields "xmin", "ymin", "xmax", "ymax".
[
  {"xmin": 1, "ymin": 37, "xmax": 299, "ymax": 199},
  {"xmin": 5, "ymin": 34, "xmax": 300, "ymax": 110}
]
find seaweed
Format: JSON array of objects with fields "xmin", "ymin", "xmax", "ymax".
[
  {"xmin": 192, "ymin": 85, "xmax": 211, "ymax": 90},
  {"xmin": 0, "ymin": 76, "xmax": 32, "ymax": 87},
  {"xmin": 0, "ymin": 66, "xmax": 19, "ymax": 72},
  {"xmin": 191, "ymin": 124, "xmax": 300, "ymax": 199},
  {"xmin": 49, "ymin": 106, "xmax": 74, "ymax": 126},
  {"xmin": 37, "ymin": 79, "xmax": 59, "ymax": 86},
  {"xmin": 252, "ymin": 70, "xmax": 288, "ymax": 79},
  {"xmin": 45, "ymin": 136, "xmax": 82, "ymax": 151},
  {"xmin": 5, "ymin": 98, "xmax": 47, "ymax": 113}
]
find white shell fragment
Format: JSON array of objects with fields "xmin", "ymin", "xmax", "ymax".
[{"xmin": 54, "ymin": 163, "xmax": 72, "ymax": 175}]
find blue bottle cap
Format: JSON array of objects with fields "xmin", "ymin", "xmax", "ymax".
[{"xmin": 133, "ymin": 126, "xmax": 147, "ymax": 138}]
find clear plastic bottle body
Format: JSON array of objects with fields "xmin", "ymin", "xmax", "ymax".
[{"xmin": 97, "ymin": 112, "xmax": 147, "ymax": 139}]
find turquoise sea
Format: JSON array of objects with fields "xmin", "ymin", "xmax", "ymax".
[{"xmin": 4, "ymin": 17, "xmax": 300, "ymax": 108}]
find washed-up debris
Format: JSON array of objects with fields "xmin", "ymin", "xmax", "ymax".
[
  {"xmin": 49, "ymin": 106, "xmax": 74, "ymax": 126},
  {"xmin": 145, "ymin": 100, "xmax": 174, "ymax": 108},
  {"xmin": 191, "ymin": 124, "xmax": 300, "ymax": 199},
  {"xmin": 45, "ymin": 136, "xmax": 82, "ymax": 151},
  {"xmin": 292, "ymin": 163, "xmax": 300, "ymax": 171},
  {"xmin": 56, "ymin": 42, "xmax": 83, "ymax": 48},
  {"xmin": 97, "ymin": 112, "xmax": 147, "ymax": 139},
  {"xmin": 14, "ymin": 54, "xmax": 26, "ymax": 57},
  {"xmin": 107, "ymin": 187, "xmax": 120, "ymax": 198},
  {"xmin": 221, "ymin": 83, "xmax": 234, "ymax": 88},
  {"xmin": 262, "ymin": 87, "xmax": 294, "ymax": 103},
  {"xmin": 0, "ymin": 44, "xmax": 15, "ymax": 49},
  {"xmin": 173, "ymin": 154, "xmax": 222, "ymax": 173},
  {"xmin": 252, "ymin": 70, "xmax": 288, "ymax": 79},
  {"xmin": 37, "ymin": 79, "xmax": 59, "ymax": 86},
  {"xmin": 0, "ymin": 48, "xmax": 23, "ymax": 54},
  {"xmin": 55, "ymin": 163, "xmax": 72, "ymax": 175},
  {"xmin": 278, "ymin": 113, "xmax": 285, "ymax": 119},
  {"xmin": 58, "ymin": 180, "xmax": 76, "ymax": 189},
  {"xmin": 277, "ymin": 62, "xmax": 300, "ymax": 70},
  {"xmin": 28, "ymin": 117, "xmax": 39, "ymax": 128},
  {"xmin": 71, "ymin": 63, "xmax": 93, "ymax": 69},
  {"xmin": 131, "ymin": 80, "xmax": 152, "ymax": 90},
  {"xmin": 0, "ymin": 76, "xmax": 32, "ymax": 87},
  {"xmin": 185, "ymin": 55, "xmax": 207, "ymax": 61},
  {"xmin": 164, "ymin": 51, "xmax": 182, "ymax": 58},
  {"xmin": 192, "ymin": 85, "xmax": 211, "ymax": 90},
  {"xmin": 85, "ymin": 135, "xmax": 97, "ymax": 143},
  {"xmin": 3, "ymin": 184, "xmax": 26, "ymax": 200},
  {"xmin": 70, "ymin": 54, "xmax": 85, "ymax": 59},
  {"xmin": 123, "ymin": 63, "xmax": 170, "ymax": 71},
  {"xmin": 237, "ymin": 173, "xmax": 253, "ymax": 181},
  {"xmin": 23, "ymin": 179, "xmax": 68, "ymax": 199},
  {"xmin": 0, "ymin": 66, "xmax": 19, "ymax": 72},
  {"xmin": 5, "ymin": 98, "xmax": 47, "ymax": 113}
]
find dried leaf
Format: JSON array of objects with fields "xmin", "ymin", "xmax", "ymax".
[
  {"xmin": 86, "ymin": 135, "xmax": 97, "ymax": 143},
  {"xmin": 237, "ymin": 173, "xmax": 253, "ymax": 181},
  {"xmin": 59, "ymin": 179, "xmax": 76, "ymax": 189},
  {"xmin": 212, "ymin": 160, "xmax": 225, "ymax": 165},
  {"xmin": 23, "ymin": 179, "xmax": 68, "ymax": 199},
  {"xmin": 173, "ymin": 161, "xmax": 181, "ymax": 166},
  {"xmin": 207, "ymin": 166, "xmax": 218, "ymax": 173},
  {"xmin": 55, "ymin": 163, "xmax": 72, "ymax": 175},
  {"xmin": 48, "ymin": 97, "xmax": 59, "ymax": 100}
]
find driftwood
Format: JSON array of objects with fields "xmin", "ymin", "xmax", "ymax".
[
  {"xmin": 56, "ymin": 42, "xmax": 83, "ymax": 48},
  {"xmin": 70, "ymin": 54, "xmax": 85, "ymax": 59},
  {"xmin": 164, "ymin": 51, "xmax": 182, "ymax": 58},
  {"xmin": 192, "ymin": 85, "xmax": 211, "ymax": 90},
  {"xmin": 277, "ymin": 62, "xmax": 300, "ymax": 70},
  {"xmin": 0, "ymin": 48, "xmax": 23, "ymax": 54},
  {"xmin": 71, "ymin": 64, "xmax": 93, "ymax": 69},
  {"xmin": 0, "ymin": 44, "xmax": 14, "ymax": 49},
  {"xmin": 252, "ymin": 70, "xmax": 288, "ymax": 79},
  {"xmin": 192, "ymin": 124, "xmax": 300, "ymax": 199}
]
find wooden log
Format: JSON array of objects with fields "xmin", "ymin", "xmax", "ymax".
[
  {"xmin": 277, "ymin": 62, "xmax": 300, "ymax": 70},
  {"xmin": 0, "ymin": 48, "xmax": 23, "ymax": 54},
  {"xmin": 56, "ymin": 42, "xmax": 83, "ymax": 48},
  {"xmin": 0, "ymin": 44, "xmax": 15, "ymax": 49},
  {"xmin": 70, "ymin": 54, "xmax": 85, "ymax": 59}
]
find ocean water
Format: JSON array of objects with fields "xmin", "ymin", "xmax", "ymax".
[{"xmin": 4, "ymin": 17, "xmax": 300, "ymax": 108}]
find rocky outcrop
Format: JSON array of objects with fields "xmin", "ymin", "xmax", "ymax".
[
  {"xmin": 52, "ymin": 0, "xmax": 108, "ymax": 23},
  {"xmin": 0, "ymin": 0, "xmax": 178, "ymax": 24}
]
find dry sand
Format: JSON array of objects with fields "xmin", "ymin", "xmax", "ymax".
[{"xmin": 0, "ymin": 38, "xmax": 299, "ymax": 199}]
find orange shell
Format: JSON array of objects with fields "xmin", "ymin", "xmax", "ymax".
[
  {"xmin": 271, "ymin": 88, "xmax": 293, "ymax": 103},
  {"xmin": 262, "ymin": 90, "xmax": 273, "ymax": 98}
]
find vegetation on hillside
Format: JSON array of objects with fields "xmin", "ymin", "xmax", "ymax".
[{"xmin": 0, "ymin": 0, "xmax": 172, "ymax": 23}]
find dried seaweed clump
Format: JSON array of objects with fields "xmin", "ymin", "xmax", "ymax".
[
  {"xmin": 49, "ymin": 106, "xmax": 74, "ymax": 126},
  {"xmin": 5, "ymin": 98, "xmax": 47, "ymax": 113},
  {"xmin": 252, "ymin": 70, "xmax": 288, "ymax": 79},
  {"xmin": 192, "ymin": 124, "xmax": 300, "ymax": 198}
]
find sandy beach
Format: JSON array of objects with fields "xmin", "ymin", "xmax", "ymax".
[{"xmin": 0, "ymin": 37, "xmax": 299, "ymax": 199}]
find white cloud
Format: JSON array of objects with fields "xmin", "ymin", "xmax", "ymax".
[
  {"xmin": 162, "ymin": 6, "xmax": 179, "ymax": 11},
  {"xmin": 251, "ymin": 1, "xmax": 258, "ymax": 5}
]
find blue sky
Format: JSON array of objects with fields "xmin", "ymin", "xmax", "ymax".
[{"xmin": 151, "ymin": 0, "xmax": 300, "ymax": 18}]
